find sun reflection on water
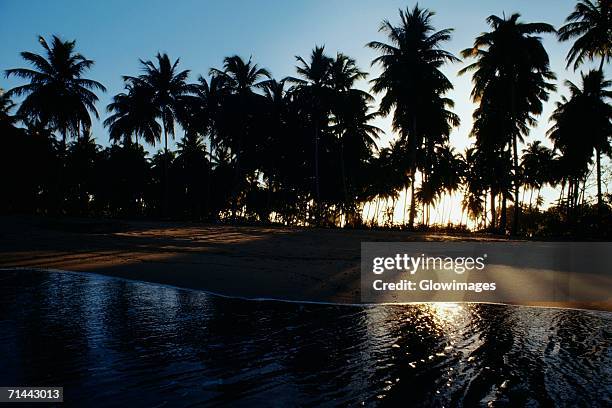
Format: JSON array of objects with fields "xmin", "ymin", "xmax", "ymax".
[{"xmin": 424, "ymin": 302, "xmax": 464, "ymax": 327}]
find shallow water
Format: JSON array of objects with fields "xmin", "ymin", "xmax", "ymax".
[{"xmin": 0, "ymin": 270, "xmax": 610, "ymax": 407}]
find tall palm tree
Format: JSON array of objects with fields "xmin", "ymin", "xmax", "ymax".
[
  {"xmin": 468, "ymin": 84, "xmax": 515, "ymax": 230},
  {"xmin": 548, "ymin": 70, "xmax": 612, "ymax": 212},
  {"xmin": 126, "ymin": 52, "xmax": 194, "ymax": 215},
  {"xmin": 367, "ymin": 5, "xmax": 459, "ymax": 228},
  {"xmin": 290, "ymin": 46, "xmax": 334, "ymax": 207},
  {"xmin": 210, "ymin": 55, "xmax": 270, "ymax": 217},
  {"xmin": 461, "ymin": 13, "xmax": 556, "ymax": 234},
  {"xmin": 5, "ymin": 35, "xmax": 106, "ymax": 148},
  {"xmin": 328, "ymin": 53, "xmax": 381, "ymax": 214},
  {"xmin": 558, "ymin": 0, "xmax": 611, "ymax": 71},
  {"xmin": 558, "ymin": 0, "xmax": 612, "ymax": 214},
  {"xmin": 192, "ymin": 74, "xmax": 227, "ymax": 217}
]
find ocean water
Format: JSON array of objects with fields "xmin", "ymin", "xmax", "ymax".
[{"xmin": 0, "ymin": 270, "xmax": 610, "ymax": 407}]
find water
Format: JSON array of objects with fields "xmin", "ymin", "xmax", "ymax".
[{"xmin": 0, "ymin": 270, "xmax": 610, "ymax": 407}]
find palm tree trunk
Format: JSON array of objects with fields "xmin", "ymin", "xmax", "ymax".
[
  {"xmin": 402, "ymin": 186, "xmax": 408, "ymax": 226},
  {"xmin": 511, "ymin": 133, "xmax": 520, "ymax": 235},
  {"xmin": 162, "ymin": 120, "xmax": 169, "ymax": 217},
  {"xmin": 409, "ymin": 174, "xmax": 416, "ymax": 228},
  {"xmin": 510, "ymin": 82, "xmax": 520, "ymax": 236},
  {"xmin": 340, "ymin": 141, "xmax": 349, "ymax": 210},
  {"xmin": 373, "ymin": 197, "xmax": 380, "ymax": 226},
  {"xmin": 408, "ymin": 116, "xmax": 418, "ymax": 228},
  {"xmin": 596, "ymin": 147, "xmax": 602, "ymax": 215},
  {"xmin": 314, "ymin": 123, "xmax": 320, "ymax": 201},
  {"xmin": 490, "ymin": 189, "xmax": 496, "ymax": 231},
  {"xmin": 206, "ymin": 138, "xmax": 213, "ymax": 219},
  {"xmin": 558, "ymin": 179, "xmax": 565, "ymax": 206},
  {"xmin": 56, "ymin": 126, "xmax": 68, "ymax": 215},
  {"xmin": 501, "ymin": 193, "xmax": 507, "ymax": 233},
  {"xmin": 231, "ymin": 138, "xmax": 243, "ymax": 220}
]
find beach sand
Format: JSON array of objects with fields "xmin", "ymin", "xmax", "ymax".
[{"xmin": 1, "ymin": 216, "xmax": 610, "ymax": 311}]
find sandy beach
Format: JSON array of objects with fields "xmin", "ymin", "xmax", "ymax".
[{"xmin": 1, "ymin": 216, "xmax": 610, "ymax": 311}]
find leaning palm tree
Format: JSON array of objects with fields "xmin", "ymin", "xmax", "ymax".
[
  {"xmin": 5, "ymin": 35, "xmax": 106, "ymax": 149},
  {"xmin": 461, "ymin": 14, "xmax": 556, "ymax": 234},
  {"xmin": 367, "ymin": 5, "xmax": 459, "ymax": 228},
  {"xmin": 558, "ymin": 0, "xmax": 611, "ymax": 71},
  {"xmin": 126, "ymin": 52, "xmax": 194, "ymax": 215}
]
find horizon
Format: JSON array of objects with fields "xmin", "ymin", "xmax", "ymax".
[{"xmin": 1, "ymin": 0, "xmax": 610, "ymax": 220}]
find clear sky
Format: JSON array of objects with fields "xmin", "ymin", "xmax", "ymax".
[{"xmin": 1, "ymin": 0, "xmax": 608, "ymax": 213}]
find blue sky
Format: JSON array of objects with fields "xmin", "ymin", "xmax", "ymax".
[{"xmin": 0, "ymin": 1, "xmax": 606, "ymax": 164}]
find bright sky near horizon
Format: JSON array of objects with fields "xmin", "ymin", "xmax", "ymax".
[{"xmin": 1, "ymin": 0, "xmax": 609, "ymax": 219}]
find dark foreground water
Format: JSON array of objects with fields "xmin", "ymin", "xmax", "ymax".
[{"xmin": 0, "ymin": 270, "xmax": 610, "ymax": 407}]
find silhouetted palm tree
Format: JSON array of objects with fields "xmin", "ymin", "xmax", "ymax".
[
  {"xmin": 210, "ymin": 55, "xmax": 270, "ymax": 217},
  {"xmin": 174, "ymin": 132, "xmax": 209, "ymax": 218},
  {"xmin": 521, "ymin": 141, "xmax": 555, "ymax": 209},
  {"xmin": 328, "ymin": 53, "xmax": 381, "ymax": 215},
  {"xmin": 126, "ymin": 53, "xmax": 194, "ymax": 214},
  {"xmin": 548, "ymin": 70, "xmax": 612, "ymax": 212},
  {"xmin": 461, "ymin": 13, "xmax": 556, "ymax": 234},
  {"xmin": 290, "ymin": 46, "xmax": 334, "ymax": 208},
  {"xmin": 65, "ymin": 130, "xmax": 100, "ymax": 214},
  {"xmin": 558, "ymin": 0, "xmax": 611, "ymax": 70},
  {"xmin": 0, "ymin": 89, "xmax": 17, "ymax": 128},
  {"xmin": 5, "ymin": 35, "xmax": 106, "ymax": 148},
  {"xmin": 189, "ymin": 75, "xmax": 227, "ymax": 216},
  {"xmin": 368, "ymin": 5, "xmax": 459, "ymax": 228},
  {"xmin": 104, "ymin": 81, "xmax": 161, "ymax": 146}
]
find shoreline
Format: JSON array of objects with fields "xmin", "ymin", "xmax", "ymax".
[
  {"xmin": 1, "ymin": 216, "xmax": 610, "ymax": 312},
  {"xmin": 2, "ymin": 266, "xmax": 610, "ymax": 314}
]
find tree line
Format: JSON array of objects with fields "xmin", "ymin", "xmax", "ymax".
[{"xmin": 1, "ymin": 1, "xmax": 610, "ymax": 237}]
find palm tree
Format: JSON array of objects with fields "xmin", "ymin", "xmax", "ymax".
[
  {"xmin": 174, "ymin": 132, "xmax": 209, "ymax": 218},
  {"xmin": 192, "ymin": 75, "xmax": 228, "ymax": 217},
  {"xmin": 461, "ymin": 13, "xmax": 556, "ymax": 234},
  {"xmin": 328, "ymin": 53, "xmax": 381, "ymax": 215},
  {"xmin": 290, "ymin": 46, "xmax": 334, "ymax": 208},
  {"xmin": 127, "ymin": 52, "xmax": 194, "ymax": 215},
  {"xmin": 521, "ymin": 141, "xmax": 555, "ymax": 209},
  {"xmin": 548, "ymin": 70, "xmax": 612, "ymax": 213},
  {"xmin": 0, "ymin": 89, "xmax": 17, "ymax": 129},
  {"xmin": 5, "ymin": 35, "xmax": 106, "ymax": 148},
  {"xmin": 468, "ymin": 84, "xmax": 516, "ymax": 231},
  {"xmin": 558, "ymin": 0, "xmax": 611, "ymax": 71},
  {"xmin": 104, "ymin": 81, "xmax": 161, "ymax": 146},
  {"xmin": 210, "ymin": 55, "xmax": 270, "ymax": 217},
  {"xmin": 368, "ymin": 5, "xmax": 459, "ymax": 228},
  {"xmin": 558, "ymin": 0, "xmax": 612, "ymax": 214}
]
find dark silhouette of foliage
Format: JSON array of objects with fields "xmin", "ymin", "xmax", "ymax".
[{"xmin": 2, "ymin": 2, "xmax": 611, "ymax": 238}]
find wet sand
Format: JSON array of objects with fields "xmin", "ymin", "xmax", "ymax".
[{"xmin": 1, "ymin": 216, "xmax": 610, "ymax": 311}]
